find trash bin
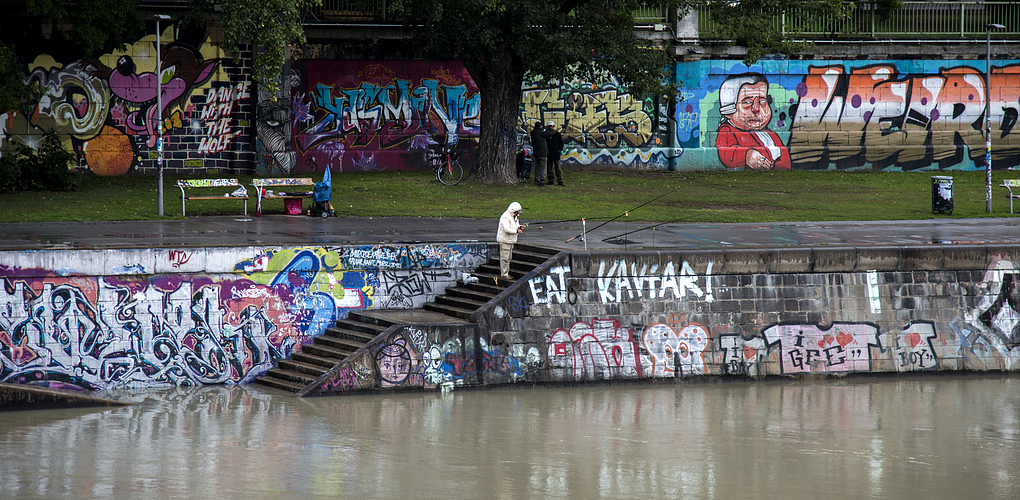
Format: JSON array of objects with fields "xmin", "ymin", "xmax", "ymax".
[{"xmin": 932, "ymin": 176, "xmax": 953, "ymax": 215}]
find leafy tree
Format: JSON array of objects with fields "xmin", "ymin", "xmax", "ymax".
[
  {"xmin": 0, "ymin": 0, "xmax": 141, "ymax": 112},
  {"xmin": 26, "ymin": 0, "xmax": 143, "ymax": 55},
  {"xmin": 389, "ymin": 0, "xmax": 856, "ymax": 183},
  {"xmin": 190, "ymin": 0, "xmax": 321, "ymax": 98},
  {"xmin": 0, "ymin": 131, "xmax": 80, "ymax": 192},
  {"xmin": 0, "ymin": 0, "xmax": 317, "ymax": 111},
  {"xmin": 705, "ymin": 0, "xmax": 857, "ymax": 64},
  {"xmin": 0, "ymin": 43, "xmax": 43, "ymax": 114}
]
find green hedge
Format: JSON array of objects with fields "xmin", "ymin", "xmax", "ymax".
[{"xmin": 0, "ymin": 132, "xmax": 81, "ymax": 193}]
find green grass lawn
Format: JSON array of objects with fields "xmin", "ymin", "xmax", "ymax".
[{"xmin": 0, "ymin": 169, "xmax": 1016, "ymax": 224}]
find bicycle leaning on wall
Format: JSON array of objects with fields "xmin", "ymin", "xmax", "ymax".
[{"xmin": 432, "ymin": 146, "xmax": 464, "ymax": 186}]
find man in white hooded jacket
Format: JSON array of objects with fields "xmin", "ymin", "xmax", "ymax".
[{"xmin": 496, "ymin": 201, "xmax": 524, "ymax": 279}]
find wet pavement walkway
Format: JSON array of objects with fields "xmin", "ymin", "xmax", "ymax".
[{"xmin": 2, "ymin": 215, "xmax": 1020, "ymax": 251}]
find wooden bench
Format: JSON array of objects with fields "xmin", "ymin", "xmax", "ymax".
[
  {"xmin": 176, "ymin": 179, "xmax": 248, "ymax": 216},
  {"xmin": 251, "ymin": 178, "xmax": 315, "ymax": 215},
  {"xmin": 1001, "ymin": 179, "xmax": 1020, "ymax": 214}
]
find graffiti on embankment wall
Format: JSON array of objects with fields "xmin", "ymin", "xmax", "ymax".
[
  {"xmin": 0, "ymin": 242, "xmax": 487, "ymax": 390},
  {"xmin": 0, "ymin": 20, "xmax": 254, "ymax": 176},
  {"xmin": 525, "ymin": 255, "xmax": 1020, "ymax": 379},
  {"xmin": 309, "ymin": 251, "xmax": 1020, "ymax": 396},
  {"xmin": 310, "ymin": 324, "xmax": 531, "ymax": 394},
  {"xmin": 675, "ymin": 59, "xmax": 1020, "ymax": 171}
]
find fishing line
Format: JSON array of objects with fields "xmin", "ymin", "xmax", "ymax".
[
  {"xmin": 523, "ymin": 215, "xmax": 621, "ymax": 225},
  {"xmin": 565, "ymin": 184, "xmax": 685, "ymax": 243},
  {"xmin": 600, "ymin": 214, "xmax": 699, "ymax": 242}
]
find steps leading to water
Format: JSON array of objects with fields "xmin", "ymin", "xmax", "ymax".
[
  {"xmin": 254, "ymin": 310, "xmax": 398, "ymax": 392},
  {"xmin": 254, "ymin": 244, "xmax": 561, "ymax": 393}
]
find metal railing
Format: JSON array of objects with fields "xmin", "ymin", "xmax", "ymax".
[
  {"xmin": 302, "ymin": 1, "xmax": 1018, "ymax": 39},
  {"xmin": 634, "ymin": 5, "xmax": 670, "ymax": 24},
  {"xmin": 698, "ymin": 1, "xmax": 1020, "ymax": 39},
  {"xmin": 304, "ymin": 0, "xmax": 390, "ymax": 21},
  {"xmin": 303, "ymin": 1, "xmax": 669, "ymax": 24}
]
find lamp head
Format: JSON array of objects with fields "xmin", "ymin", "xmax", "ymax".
[
  {"xmin": 155, "ymin": 14, "xmax": 170, "ymax": 21},
  {"xmin": 988, "ymin": 23, "xmax": 1006, "ymax": 30}
]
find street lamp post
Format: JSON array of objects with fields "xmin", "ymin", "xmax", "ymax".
[
  {"xmin": 155, "ymin": 14, "xmax": 170, "ymax": 216},
  {"xmin": 986, "ymin": 23, "xmax": 1006, "ymax": 213}
]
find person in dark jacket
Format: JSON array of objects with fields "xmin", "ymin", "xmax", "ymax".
[
  {"xmin": 546, "ymin": 121, "xmax": 564, "ymax": 186},
  {"xmin": 530, "ymin": 122, "xmax": 552, "ymax": 186}
]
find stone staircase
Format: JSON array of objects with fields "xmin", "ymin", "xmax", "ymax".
[
  {"xmin": 254, "ymin": 311, "xmax": 398, "ymax": 392},
  {"xmin": 254, "ymin": 243, "xmax": 561, "ymax": 393},
  {"xmin": 424, "ymin": 243, "xmax": 559, "ymax": 319}
]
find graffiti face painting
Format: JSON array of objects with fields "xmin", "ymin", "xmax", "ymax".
[
  {"xmin": 716, "ymin": 73, "xmax": 791, "ymax": 171},
  {"xmin": 373, "ymin": 333, "xmax": 427, "ymax": 387},
  {"xmin": 730, "ymin": 81, "xmax": 770, "ymax": 130}
]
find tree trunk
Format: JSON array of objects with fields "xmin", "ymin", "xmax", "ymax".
[{"xmin": 468, "ymin": 53, "xmax": 524, "ymax": 184}]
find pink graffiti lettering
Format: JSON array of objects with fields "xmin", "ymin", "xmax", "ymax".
[
  {"xmin": 762, "ymin": 323, "xmax": 880, "ymax": 374},
  {"xmin": 320, "ymin": 366, "xmax": 358, "ymax": 393}
]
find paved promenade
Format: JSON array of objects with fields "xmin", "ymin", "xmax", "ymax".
[{"xmin": 2, "ymin": 215, "xmax": 1020, "ymax": 251}]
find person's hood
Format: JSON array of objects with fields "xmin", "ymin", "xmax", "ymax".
[{"xmin": 507, "ymin": 202, "xmax": 522, "ymax": 213}]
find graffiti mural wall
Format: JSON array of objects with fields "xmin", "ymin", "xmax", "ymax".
[
  {"xmin": 0, "ymin": 242, "xmax": 487, "ymax": 390},
  {"xmin": 675, "ymin": 59, "xmax": 1020, "ymax": 171},
  {"xmin": 268, "ymin": 57, "xmax": 1020, "ymax": 174},
  {"xmin": 521, "ymin": 75, "xmax": 673, "ymax": 170},
  {"xmin": 288, "ymin": 60, "xmax": 481, "ymax": 174},
  {"xmin": 9, "ymin": 45, "xmax": 1019, "ymax": 176},
  {"xmin": 283, "ymin": 57, "xmax": 1020, "ymax": 174},
  {"xmin": 307, "ymin": 246, "xmax": 1020, "ymax": 396},
  {"xmin": 1, "ymin": 21, "xmax": 254, "ymax": 176},
  {"xmin": 309, "ymin": 322, "xmax": 526, "ymax": 394},
  {"xmin": 512, "ymin": 252, "xmax": 1020, "ymax": 382}
]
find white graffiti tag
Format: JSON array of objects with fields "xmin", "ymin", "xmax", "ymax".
[
  {"xmin": 642, "ymin": 323, "xmax": 710, "ymax": 377},
  {"xmin": 596, "ymin": 259, "xmax": 714, "ymax": 303},
  {"xmin": 547, "ymin": 318, "xmax": 641, "ymax": 380}
]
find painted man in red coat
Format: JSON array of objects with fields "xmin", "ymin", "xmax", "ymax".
[{"xmin": 716, "ymin": 73, "xmax": 790, "ymax": 170}]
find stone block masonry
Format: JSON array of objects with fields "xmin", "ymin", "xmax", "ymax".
[
  {"xmin": 310, "ymin": 244, "xmax": 1020, "ymax": 396},
  {"xmin": 492, "ymin": 245, "xmax": 1019, "ymax": 382}
]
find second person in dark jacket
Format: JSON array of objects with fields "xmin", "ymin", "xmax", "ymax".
[
  {"xmin": 530, "ymin": 121, "xmax": 553, "ymax": 186},
  {"xmin": 546, "ymin": 121, "xmax": 564, "ymax": 186}
]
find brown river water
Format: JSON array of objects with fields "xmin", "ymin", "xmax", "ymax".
[{"xmin": 1, "ymin": 375, "xmax": 1018, "ymax": 499}]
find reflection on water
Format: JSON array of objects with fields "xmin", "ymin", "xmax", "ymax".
[{"xmin": 1, "ymin": 376, "xmax": 1019, "ymax": 499}]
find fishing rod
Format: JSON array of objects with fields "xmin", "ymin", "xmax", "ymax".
[
  {"xmin": 523, "ymin": 215, "xmax": 623, "ymax": 226},
  {"xmin": 565, "ymin": 184, "xmax": 684, "ymax": 243}
]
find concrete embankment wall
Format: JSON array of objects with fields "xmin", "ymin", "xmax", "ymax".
[
  {"xmin": 308, "ymin": 244, "xmax": 1020, "ymax": 395},
  {"xmin": 0, "ymin": 243, "xmax": 488, "ymax": 390},
  {"xmin": 5, "ymin": 242, "xmax": 1018, "ymax": 394}
]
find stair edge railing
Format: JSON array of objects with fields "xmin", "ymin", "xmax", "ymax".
[
  {"xmin": 469, "ymin": 250, "xmax": 570, "ymax": 324},
  {"xmin": 296, "ymin": 321, "xmax": 407, "ymax": 397},
  {"xmin": 295, "ymin": 315, "xmax": 478, "ymax": 397}
]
